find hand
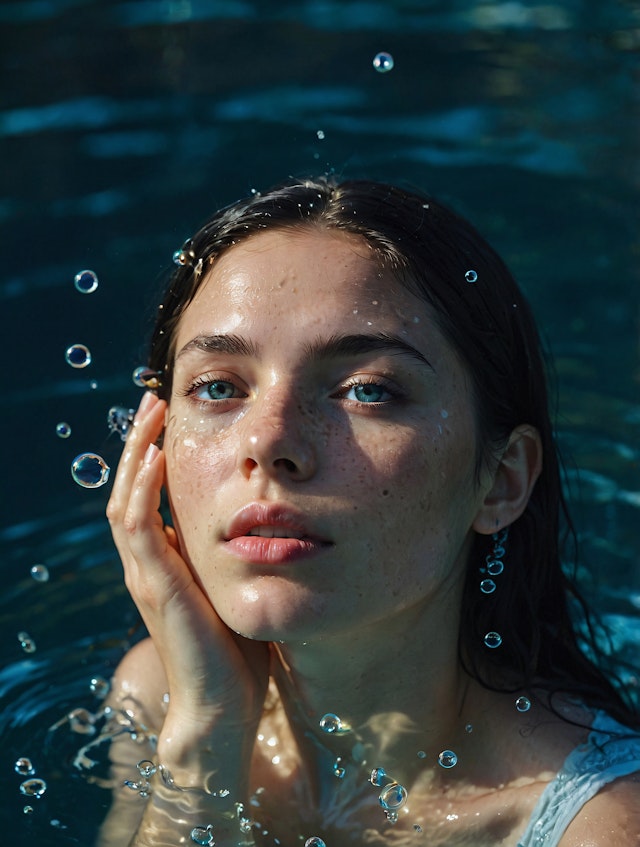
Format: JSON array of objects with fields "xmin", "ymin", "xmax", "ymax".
[{"xmin": 106, "ymin": 392, "xmax": 270, "ymax": 776}]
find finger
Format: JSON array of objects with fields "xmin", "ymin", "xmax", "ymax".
[{"xmin": 107, "ymin": 393, "xmax": 166, "ymax": 525}]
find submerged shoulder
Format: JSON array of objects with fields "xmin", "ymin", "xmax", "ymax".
[
  {"xmin": 558, "ymin": 771, "xmax": 640, "ymax": 846},
  {"xmin": 108, "ymin": 636, "xmax": 168, "ymax": 731}
]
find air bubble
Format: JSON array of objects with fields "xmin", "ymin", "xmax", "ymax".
[
  {"xmin": 369, "ymin": 767, "xmax": 388, "ymax": 787},
  {"xmin": 305, "ymin": 839, "xmax": 326, "ymax": 847},
  {"xmin": 15, "ymin": 758, "xmax": 35, "ymax": 776},
  {"xmin": 71, "ymin": 453, "xmax": 110, "ymax": 488},
  {"xmin": 68, "ymin": 708, "xmax": 95, "ymax": 735},
  {"xmin": 465, "ymin": 270, "xmax": 478, "ymax": 283},
  {"xmin": 484, "ymin": 631, "xmax": 503, "ymax": 649},
  {"xmin": 74, "ymin": 269, "xmax": 99, "ymax": 294},
  {"xmin": 316, "ymin": 130, "xmax": 325, "ymax": 140},
  {"xmin": 319, "ymin": 712, "xmax": 344, "ymax": 734},
  {"xmin": 90, "ymin": 676, "xmax": 110, "ymax": 698},
  {"xmin": 190, "ymin": 824, "xmax": 214, "ymax": 845},
  {"xmin": 137, "ymin": 760, "xmax": 157, "ymax": 778},
  {"xmin": 417, "ymin": 750, "xmax": 427, "ymax": 759},
  {"xmin": 465, "ymin": 723, "xmax": 473, "ymax": 733},
  {"xmin": 30, "ymin": 564, "xmax": 50, "ymax": 582},
  {"xmin": 20, "ymin": 778, "xmax": 47, "ymax": 798},
  {"xmin": 132, "ymin": 366, "xmax": 161, "ymax": 389},
  {"xmin": 17, "ymin": 632, "xmax": 36, "ymax": 653},
  {"xmin": 378, "ymin": 782, "xmax": 408, "ymax": 811},
  {"xmin": 480, "ymin": 579, "xmax": 496, "ymax": 594},
  {"xmin": 56, "ymin": 422, "xmax": 72, "ymax": 439},
  {"xmin": 23, "ymin": 805, "xmax": 34, "ymax": 815},
  {"xmin": 373, "ymin": 51, "xmax": 394, "ymax": 72},
  {"xmin": 486, "ymin": 560, "xmax": 504, "ymax": 576},
  {"xmin": 515, "ymin": 696, "xmax": 531, "ymax": 713},
  {"xmin": 333, "ymin": 757, "xmax": 345, "ymax": 779},
  {"xmin": 107, "ymin": 406, "xmax": 135, "ymax": 441},
  {"xmin": 65, "ymin": 344, "xmax": 92, "ymax": 369},
  {"xmin": 438, "ymin": 750, "xmax": 458, "ymax": 769}
]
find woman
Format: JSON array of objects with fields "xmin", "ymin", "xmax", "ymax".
[{"xmin": 102, "ymin": 177, "xmax": 640, "ymax": 847}]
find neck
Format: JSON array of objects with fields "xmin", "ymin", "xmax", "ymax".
[{"xmin": 270, "ymin": 599, "xmax": 476, "ymax": 784}]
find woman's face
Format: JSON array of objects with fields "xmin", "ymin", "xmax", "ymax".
[{"xmin": 164, "ymin": 228, "xmax": 493, "ymax": 642}]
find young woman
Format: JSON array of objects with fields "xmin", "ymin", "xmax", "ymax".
[{"xmin": 101, "ymin": 177, "xmax": 640, "ymax": 847}]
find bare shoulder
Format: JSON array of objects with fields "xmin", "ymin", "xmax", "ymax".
[
  {"xmin": 559, "ymin": 772, "xmax": 640, "ymax": 846},
  {"xmin": 108, "ymin": 636, "xmax": 169, "ymax": 732}
]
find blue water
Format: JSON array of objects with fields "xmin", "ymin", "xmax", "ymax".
[{"xmin": 1, "ymin": 1, "xmax": 639, "ymax": 843}]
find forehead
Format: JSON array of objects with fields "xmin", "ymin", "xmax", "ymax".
[{"xmin": 174, "ymin": 228, "xmax": 435, "ymax": 349}]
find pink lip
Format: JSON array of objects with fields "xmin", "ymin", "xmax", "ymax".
[{"xmin": 224, "ymin": 502, "xmax": 332, "ymax": 565}]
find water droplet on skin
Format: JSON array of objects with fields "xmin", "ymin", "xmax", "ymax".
[
  {"xmin": 305, "ymin": 839, "xmax": 326, "ymax": 847},
  {"xmin": 74, "ymin": 269, "xmax": 99, "ymax": 294},
  {"xmin": 107, "ymin": 406, "xmax": 135, "ymax": 441},
  {"xmin": 373, "ymin": 51, "xmax": 394, "ymax": 72},
  {"xmin": 484, "ymin": 631, "xmax": 503, "ymax": 649},
  {"xmin": 465, "ymin": 270, "xmax": 478, "ymax": 283},
  {"xmin": 515, "ymin": 696, "xmax": 531, "ymax": 712},
  {"xmin": 17, "ymin": 632, "xmax": 36, "ymax": 653},
  {"xmin": 316, "ymin": 130, "xmax": 325, "ymax": 140},
  {"xmin": 90, "ymin": 676, "xmax": 110, "ymax": 698},
  {"xmin": 438, "ymin": 750, "xmax": 458, "ymax": 768},
  {"xmin": 15, "ymin": 758, "xmax": 35, "ymax": 776},
  {"xmin": 379, "ymin": 782, "xmax": 408, "ymax": 810},
  {"xmin": 319, "ymin": 712, "xmax": 344, "ymax": 733},
  {"xmin": 20, "ymin": 778, "xmax": 47, "ymax": 798},
  {"xmin": 56, "ymin": 422, "xmax": 72, "ymax": 439},
  {"xmin": 65, "ymin": 344, "xmax": 91, "ymax": 369},
  {"xmin": 71, "ymin": 453, "xmax": 110, "ymax": 488},
  {"xmin": 480, "ymin": 579, "xmax": 496, "ymax": 594},
  {"xmin": 30, "ymin": 564, "xmax": 50, "ymax": 582}
]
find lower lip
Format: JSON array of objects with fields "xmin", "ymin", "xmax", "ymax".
[{"xmin": 225, "ymin": 536, "xmax": 330, "ymax": 565}]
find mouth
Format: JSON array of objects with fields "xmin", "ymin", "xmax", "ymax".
[{"xmin": 224, "ymin": 503, "xmax": 332, "ymax": 564}]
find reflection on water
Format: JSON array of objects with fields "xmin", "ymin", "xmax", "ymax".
[{"xmin": 1, "ymin": 0, "xmax": 639, "ymax": 842}]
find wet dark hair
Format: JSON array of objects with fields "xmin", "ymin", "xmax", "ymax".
[{"xmin": 149, "ymin": 176, "xmax": 638, "ymax": 727}]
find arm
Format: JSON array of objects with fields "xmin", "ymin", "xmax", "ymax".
[{"xmin": 104, "ymin": 392, "xmax": 270, "ymax": 846}]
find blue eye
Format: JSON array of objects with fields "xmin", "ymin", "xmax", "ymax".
[
  {"xmin": 196, "ymin": 380, "xmax": 238, "ymax": 400},
  {"xmin": 344, "ymin": 382, "xmax": 391, "ymax": 403}
]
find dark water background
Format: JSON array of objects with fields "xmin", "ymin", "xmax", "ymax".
[{"xmin": 1, "ymin": 1, "xmax": 639, "ymax": 844}]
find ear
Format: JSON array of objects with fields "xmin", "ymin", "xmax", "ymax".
[{"xmin": 472, "ymin": 425, "xmax": 542, "ymax": 536}]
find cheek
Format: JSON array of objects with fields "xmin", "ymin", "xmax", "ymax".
[{"xmin": 164, "ymin": 414, "xmax": 236, "ymax": 511}]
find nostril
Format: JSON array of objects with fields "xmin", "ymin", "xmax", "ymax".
[{"xmin": 275, "ymin": 457, "xmax": 298, "ymax": 474}]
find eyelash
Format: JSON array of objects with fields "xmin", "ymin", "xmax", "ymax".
[{"xmin": 179, "ymin": 374, "xmax": 404, "ymax": 406}]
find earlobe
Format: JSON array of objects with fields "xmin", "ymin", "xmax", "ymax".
[{"xmin": 472, "ymin": 425, "xmax": 542, "ymax": 536}]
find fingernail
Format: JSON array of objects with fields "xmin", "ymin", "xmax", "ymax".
[
  {"xmin": 143, "ymin": 443, "xmax": 159, "ymax": 466},
  {"xmin": 136, "ymin": 391, "xmax": 157, "ymax": 420}
]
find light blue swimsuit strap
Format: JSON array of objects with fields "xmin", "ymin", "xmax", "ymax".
[{"xmin": 517, "ymin": 711, "xmax": 640, "ymax": 847}]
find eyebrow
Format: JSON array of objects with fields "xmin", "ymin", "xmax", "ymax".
[{"xmin": 175, "ymin": 332, "xmax": 433, "ymax": 371}]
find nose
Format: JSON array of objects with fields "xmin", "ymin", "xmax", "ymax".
[{"xmin": 238, "ymin": 388, "xmax": 318, "ymax": 482}]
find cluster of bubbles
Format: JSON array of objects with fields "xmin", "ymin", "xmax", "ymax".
[
  {"xmin": 369, "ymin": 767, "xmax": 408, "ymax": 824},
  {"xmin": 107, "ymin": 406, "xmax": 135, "ymax": 442},
  {"xmin": 14, "ymin": 757, "xmax": 47, "ymax": 811},
  {"xmin": 373, "ymin": 51, "xmax": 394, "ymax": 72},
  {"xmin": 124, "ymin": 759, "xmax": 157, "ymax": 799}
]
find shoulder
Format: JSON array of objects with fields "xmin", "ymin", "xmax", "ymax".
[
  {"xmin": 558, "ymin": 771, "xmax": 640, "ymax": 846},
  {"xmin": 108, "ymin": 636, "xmax": 169, "ymax": 732}
]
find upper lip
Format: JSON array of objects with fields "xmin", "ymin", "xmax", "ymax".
[{"xmin": 224, "ymin": 502, "xmax": 331, "ymax": 543}]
